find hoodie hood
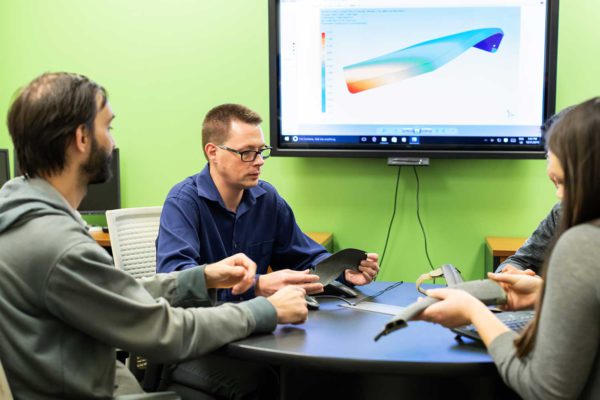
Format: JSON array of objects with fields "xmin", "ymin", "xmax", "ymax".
[{"xmin": 0, "ymin": 177, "xmax": 85, "ymax": 234}]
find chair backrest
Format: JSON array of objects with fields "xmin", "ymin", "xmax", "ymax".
[
  {"xmin": 0, "ymin": 360, "xmax": 14, "ymax": 400},
  {"xmin": 106, "ymin": 206, "xmax": 163, "ymax": 279}
]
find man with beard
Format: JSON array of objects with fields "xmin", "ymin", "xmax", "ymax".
[{"xmin": 0, "ymin": 72, "xmax": 308, "ymax": 399}]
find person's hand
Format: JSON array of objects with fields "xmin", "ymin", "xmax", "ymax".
[
  {"xmin": 487, "ymin": 272, "xmax": 542, "ymax": 310},
  {"xmin": 415, "ymin": 288, "xmax": 488, "ymax": 328},
  {"xmin": 267, "ymin": 286, "xmax": 308, "ymax": 324},
  {"xmin": 204, "ymin": 253, "xmax": 256, "ymax": 295},
  {"xmin": 501, "ymin": 264, "xmax": 536, "ymax": 276},
  {"xmin": 255, "ymin": 269, "xmax": 324, "ymax": 297},
  {"xmin": 345, "ymin": 253, "xmax": 379, "ymax": 286}
]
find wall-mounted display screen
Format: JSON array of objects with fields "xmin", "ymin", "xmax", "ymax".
[{"xmin": 270, "ymin": 0, "xmax": 558, "ymax": 159}]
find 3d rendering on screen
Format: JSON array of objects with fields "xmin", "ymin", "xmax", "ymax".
[
  {"xmin": 274, "ymin": 1, "xmax": 554, "ymax": 158},
  {"xmin": 343, "ymin": 28, "xmax": 504, "ymax": 94}
]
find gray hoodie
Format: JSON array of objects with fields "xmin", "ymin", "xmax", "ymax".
[{"xmin": 0, "ymin": 177, "xmax": 277, "ymax": 399}]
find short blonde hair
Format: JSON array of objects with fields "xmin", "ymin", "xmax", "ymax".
[{"xmin": 202, "ymin": 104, "xmax": 262, "ymax": 159}]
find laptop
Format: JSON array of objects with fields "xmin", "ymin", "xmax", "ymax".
[{"xmin": 452, "ymin": 310, "xmax": 535, "ymax": 341}]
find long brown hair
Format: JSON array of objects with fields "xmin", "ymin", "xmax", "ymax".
[{"xmin": 515, "ymin": 97, "xmax": 600, "ymax": 357}]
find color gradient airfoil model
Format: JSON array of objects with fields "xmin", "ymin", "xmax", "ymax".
[{"xmin": 343, "ymin": 28, "xmax": 504, "ymax": 94}]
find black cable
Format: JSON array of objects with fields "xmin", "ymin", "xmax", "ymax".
[
  {"xmin": 413, "ymin": 166, "xmax": 435, "ymax": 271},
  {"xmin": 377, "ymin": 166, "xmax": 402, "ymax": 280},
  {"xmin": 351, "ymin": 281, "xmax": 404, "ymax": 306}
]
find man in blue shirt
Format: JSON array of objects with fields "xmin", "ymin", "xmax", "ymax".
[{"xmin": 156, "ymin": 103, "xmax": 380, "ymax": 301}]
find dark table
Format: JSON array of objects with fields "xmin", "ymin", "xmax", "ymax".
[{"xmin": 224, "ymin": 282, "xmax": 518, "ymax": 400}]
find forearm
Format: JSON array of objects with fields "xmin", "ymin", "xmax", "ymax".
[
  {"xmin": 139, "ymin": 266, "xmax": 215, "ymax": 307},
  {"xmin": 468, "ymin": 302, "xmax": 511, "ymax": 347},
  {"xmin": 46, "ymin": 246, "xmax": 276, "ymax": 363},
  {"xmin": 124, "ymin": 298, "xmax": 277, "ymax": 363}
]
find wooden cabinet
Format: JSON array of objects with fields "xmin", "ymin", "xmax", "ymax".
[{"xmin": 485, "ymin": 236, "xmax": 527, "ymax": 275}]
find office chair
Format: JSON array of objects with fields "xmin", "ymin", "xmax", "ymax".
[
  {"xmin": 106, "ymin": 206, "xmax": 163, "ymax": 278},
  {"xmin": 107, "ymin": 206, "xmax": 164, "ymax": 384},
  {"xmin": 106, "ymin": 207, "xmax": 216, "ymax": 400}
]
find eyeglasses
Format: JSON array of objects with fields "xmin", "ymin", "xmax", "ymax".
[{"xmin": 217, "ymin": 144, "xmax": 272, "ymax": 162}]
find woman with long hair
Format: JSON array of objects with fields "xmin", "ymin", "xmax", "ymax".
[{"xmin": 418, "ymin": 97, "xmax": 600, "ymax": 399}]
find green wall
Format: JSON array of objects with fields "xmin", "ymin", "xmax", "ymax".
[{"xmin": 1, "ymin": 1, "xmax": 598, "ymax": 281}]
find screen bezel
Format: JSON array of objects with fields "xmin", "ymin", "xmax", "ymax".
[
  {"xmin": 78, "ymin": 148, "xmax": 121, "ymax": 214},
  {"xmin": 268, "ymin": 0, "xmax": 559, "ymax": 159},
  {"xmin": 0, "ymin": 149, "xmax": 9, "ymax": 186}
]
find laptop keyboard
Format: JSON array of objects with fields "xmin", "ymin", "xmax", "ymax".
[{"xmin": 453, "ymin": 310, "xmax": 535, "ymax": 341}]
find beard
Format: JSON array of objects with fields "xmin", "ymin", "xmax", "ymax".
[{"xmin": 81, "ymin": 134, "xmax": 113, "ymax": 185}]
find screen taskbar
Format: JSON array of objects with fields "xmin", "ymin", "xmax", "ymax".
[{"xmin": 279, "ymin": 135, "xmax": 542, "ymax": 146}]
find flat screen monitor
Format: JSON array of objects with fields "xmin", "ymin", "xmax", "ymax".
[
  {"xmin": 79, "ymin": 148, "xmax": 121, "ymax": 214},
  {"xmin": 0, "ymin": 149, "xmax": 9, "ymax": 187},
  {"xmin": 270, "ymin": 0, "xmax": 559, "ymax": 159},
  {"xmin": 14, "ymin": 148, "xmax": 121, "ymax": 214}
]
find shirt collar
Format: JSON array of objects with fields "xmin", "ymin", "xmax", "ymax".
[{"xmin": 195, "ymin": 164, "xmax": 267, "ymax": 214}]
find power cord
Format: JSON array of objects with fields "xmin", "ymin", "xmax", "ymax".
[
  {"xmin": 377, "ymin": 166, "xmax": 402, "ymax": 280},
  {"xmin": 413, "ymin": 166, "xmax": 435, "ymax": 271},
  {"xmin": 351, "ymin": 281, "xmax": 404, "ymax": 306}
]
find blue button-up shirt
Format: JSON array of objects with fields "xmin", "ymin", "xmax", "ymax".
[{"xmin": 156, "ymin": 165, "xmax": 331, "ymax": 301}]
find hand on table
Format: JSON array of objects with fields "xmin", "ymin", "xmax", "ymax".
[{"xmin": 267, "ymin": 286, "xmax": 309, "ymax": 324}]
